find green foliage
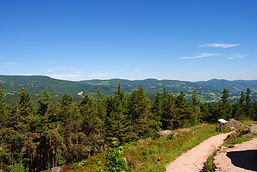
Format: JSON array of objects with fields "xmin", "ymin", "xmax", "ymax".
[
  {"xmin": 1, "ymin": 75, "xmax": 257, "ymax": 103},
  {"xmin": 128, "ymin": 86, "xmax": 156, "ymax": 138},
  {"xmin": 0, "ymin": 84, "xmax": 257, "ymax": 171},
  {"xmin": 97, "ymin": 138, "xmax": 128, "ymax": 172},
  {"xmin": 203, "ymin": 150, "xmax": 217, "ymax": 172},
  {"xmin": 10, "ymin": 161, "xmax": 28, "ymax": 172}
]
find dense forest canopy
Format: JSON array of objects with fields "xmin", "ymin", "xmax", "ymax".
[
  {"xmin": 1, "ymin": 75, "xmax": 257, "ymax": 104},
  {"xmin": 0, "ymin": 85, "xmax": 256, "ymax": 171}
]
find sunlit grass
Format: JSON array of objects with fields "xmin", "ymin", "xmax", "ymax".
[{"xmin": 66, "ymin": 124, "xmax": 219, "ymax": 172}]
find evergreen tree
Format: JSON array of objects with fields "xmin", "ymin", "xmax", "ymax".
[
  {"xmin": 16, "ymin": 88, "xmax": 40, "ymax": 171},
  {"xmin": 0, "ymin": 89, "xmax": 8, "ymax": 128},
  {"xmin": 38, "ymin": 89, "xmax": 51, "ymax": 116},
  {"xmin": 245, "ymin": 88, "xmax": 255, "ymax": 118},
  {"xmin": 190, "ymin": 90, "xmax": 201, "ymax": 123},
  {"xmin": 151, "ymin": 92, "xmax": 162, "ymax": 130},
  {"xmin": 234, "ymin": 92, "xmax": 246, "ymax": 119},
  {"xmin": 174, "ymin": 91, "xmax": 189, "ymax": 128},
  {"xmin": 161, "ymin": 93, "xmax": 176, "ymax": 129},
  {"xmin": 0, "ymin": 88, "xmax": 15, "ymax": 170},
  {"xmin": 19, "ymin": 88, "xmax": 34, "ymax": 117},
  {"xmin": 200, "ymin": 103, "xmax": 213, "ymax": 122},
  {"xmin": 191, "ymin": 90, "xmax": 199, "ymax": 106},
  {"xmin": 128, "ymin": 86, "xmax": 156, "ymax": 138},
  {"xmin": 239, "ymin": 92, "xmax": 245, "ymax": 105},
  {"xmin": 60, "ymin": 92, "xmax": 82, "ymax": 163},
  {"xmin": 80, "ymin": 93, "xmax": 106, "ymax": 156},
  {"xmin": 106, "ymin": 85, "xmax": 132, "ymax": 143},
  {"xmin": 218, "ymin": 89, "xmax": 232, "ymax": 120}
]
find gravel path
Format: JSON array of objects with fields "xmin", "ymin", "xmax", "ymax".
[
  {"xmin": 214, "ymin": 137, "xmax": 257, "ymax": 172},
  {"xmin": 166, "ymin": 133, "xmax": 230, "ymax": 172}
]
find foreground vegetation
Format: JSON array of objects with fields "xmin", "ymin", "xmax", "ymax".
[
  {"xmin": 0, "ymin": 83, "xmax": 256, "ymax": 171},
  {"xmin": 56, "ymin": 124, "xmax": 218, "ymax": 172}
]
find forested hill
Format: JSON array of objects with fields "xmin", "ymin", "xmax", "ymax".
[{"xmin": 0, "ymin": 75, "xmax": 257, "ymax": 102}]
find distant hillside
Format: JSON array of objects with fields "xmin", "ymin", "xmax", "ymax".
[{"xmin": 0, "ymin": 75, "xmax": 256, "ymax": 103}]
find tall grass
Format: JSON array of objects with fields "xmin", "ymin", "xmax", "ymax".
[{"xmin": 125, "ymin": 124, "xmax": 219, "ymax": 172}]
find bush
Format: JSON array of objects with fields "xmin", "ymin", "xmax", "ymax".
[{"xmin": 97, "ymin": 138, "xmax": 129, "ymax": 172}]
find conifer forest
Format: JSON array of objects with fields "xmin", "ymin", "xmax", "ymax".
[{"xmin": 0, "ymin": 85, "xmax": 256, "ymax": 171}]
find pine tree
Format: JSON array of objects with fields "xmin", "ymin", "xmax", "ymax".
[
  {"xmin": 190, "ymin": 90, "xmax": 201, "ymax": 124},
  {"xmin": 192, "ymin": 90, "xmax": 200, "ymax": 106},
  {"xmin": 60, "ymin": 92, "xmax": 82, "ymax": 163},
  {"xmin": 128, "ymin": 86, "xmax": 155, "ymax": 138},
  {"xmin": 151, "ymin": 92, "xmax": 162, "ymax": 131},
  {"xmin": 16, "ymin": 88, "xmax": 40, "ymax": 171},
  {"xmin": 245, "ymin": 88, "xmax": 254, "ymax": 118},
  {"xmin": 80, "ymin": 93, "xmax": 106, "ymax": 156},
  {"xmin": 161, "ymin": 93, "xmax": 176, "ymax": 129},
  {"xmin": 0, "ymin": 89, "xmax": 8, "ymax": 128},
  {"xmin": 174, "ymin": 91, "xmax": 188, "ymax": 128},
  {"xmin": 239, "ymin": 92, "xmax": 245, "ymax": 105},
  {"xmin": 38, "ymin": 89, "xmax": 51, "ymax": 116},
  {"xmin": 43, "ymin": 103, "xmax": 66, "ymax": 169},
  {"xmin": 19, "ymin": 88, "xmax": 34, "ymax": 117},
  {"xmin": 106, "ymin": 85, "xmax": 133, "ymax": 143},
  {"xmin": 234, "ymin": 92, "xmax": 246, "ymax": 119},
  {"xmin": 218, "ymin": 89, "xmax": 232, "ymax": 120},
  {"xmin": 0, "ymin": 87, "xmax": 15, "ymax": 170}
]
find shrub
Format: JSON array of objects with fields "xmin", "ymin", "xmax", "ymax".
[{"xmin": 97, "ymin": 138, "xmax": 129, "ymax": 172}]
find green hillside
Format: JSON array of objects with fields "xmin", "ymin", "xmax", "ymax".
[{"xmin": 0, "ymin": 75, "xmax": 256, "ymax": 103}]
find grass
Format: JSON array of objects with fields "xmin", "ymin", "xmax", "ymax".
[
  {"xmin": 203, "ymin": 149, "xmax": 217, "ymax": 172},
  {"xmin": 66, "ymin": 123, "xmax": 219, "ymax": 172},
  {"xmin": 224, "ymin": 133, "xmax": 257, "ymax": 146},
  {"xmin": 241, "ymin": 120, "xmax": 257, "ymax": 126}
]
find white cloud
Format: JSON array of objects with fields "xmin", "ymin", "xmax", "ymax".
[
  {"xmin": 47, "ymin": 66, "xmax": 73, "ymax": 72},
  {"xmin": 199, "ymin": 43, "xmax": 239, "ymax": 48},
  {"xmin": 180, "ymin": 53, "xmax": 219, "ymax": 60},
  {"xmin": 227, "ymin": 53, "xmax": 247, "ymax": 60},
  {"xmin": 48, "ymin": 71, "xmax": 83, "ymax": 80},
  {"xmin": 88, "ymin": 72, "xmax": 117, "ymax": 79},
  {"xmin": 0, "ymin": 62, "xmax": 17, "ymax": 69}
]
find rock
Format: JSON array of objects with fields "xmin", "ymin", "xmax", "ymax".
[
  {"xmin": 176, "ymin": 128, "xmax": 192, "ymax": 133},
  {"xmin": 137, "ymin": 139, "xmax": 145, "ymax": 144},
  {"xmin": 154, "ymin": 130, "xmax": 173, "ymax": 139},
  {"xmin": 52, "ymin": 167, "xmax": 62, "ymax": 172},
  {"xmin": 248, "ymin": 124, "xmax": 257, "ymax": 134},
  {"xmin": 226, "ymin": 130, "xmax": 238, "ymax": 139},
  {"xmin": 225, "ymin": 119, "xmax": 244, "ymax": 130}
]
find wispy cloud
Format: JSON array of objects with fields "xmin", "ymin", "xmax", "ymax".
[
  {"xmin": 47, "ymin": 66, "xmax": 73, "ymax": 73},
  {"xmin": 180, "ymin": 53, "xmax": 219, "ymax": 60},
  {"xmin": 48, "ymin": 71, "xmax": 83, "ymax": 80},
  {"xmin": 88, "ymin": 72, "xmax": 117, "ymax": 79},
  {"xmin": 0, "ymin": 62, "xmax": 17, "ymax": 70},
  {"xmin": 227, "ymin": 53, "xmax": 247, "ymax": 60},
  {"xmin": 199, "ymin": 43, "xmax": 239, "ymax": 48}
]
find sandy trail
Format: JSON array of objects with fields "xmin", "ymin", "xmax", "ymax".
[
  {"xmin": 166, "ymin": 133, "xmax": 230, "ymax": 172},
  {"xmin": 214, "ymin": 137, "xmax": 257, "ymax": 172}
]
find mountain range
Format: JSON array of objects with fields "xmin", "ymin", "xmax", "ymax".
[{"xmin": 0, "ymin": 75, "xmax": 256, "ymax": 103}]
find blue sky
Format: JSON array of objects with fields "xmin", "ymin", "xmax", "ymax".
[{"xmin": 0, "ymin": 0, "xmax": 256, "ymax": 81}]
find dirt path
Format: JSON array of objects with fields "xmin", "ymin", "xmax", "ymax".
[
  {"xmin": 214, "ymin": 137, "xmax": 257, "ymax": 172},
  {"xmin": 166, "ymin": 133, "xmax": 230, "ymax": 172}
]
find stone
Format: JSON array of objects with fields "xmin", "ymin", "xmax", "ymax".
[
  {"xmin": 52, "ymin": 167, "xmax": 62, "ymax": 172},
  {"xmin": 248, "ymin": 124, "xmax": 257, "ymax": 134},
  {"xmin": 225, "ymin": 119, "xmax": 244, "ymax": 130},
  {"xmin": 154, "ymin": 130, "xmax": 173, "ymax": 139}
]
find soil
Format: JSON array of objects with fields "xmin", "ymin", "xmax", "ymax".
[
  {"xmin": 214, "ymin": 137, "xmax": 257, "ymax": 172},
  {"xmin": 166, "ymin": 133, "xmax": 230, "ymax": 172}
]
